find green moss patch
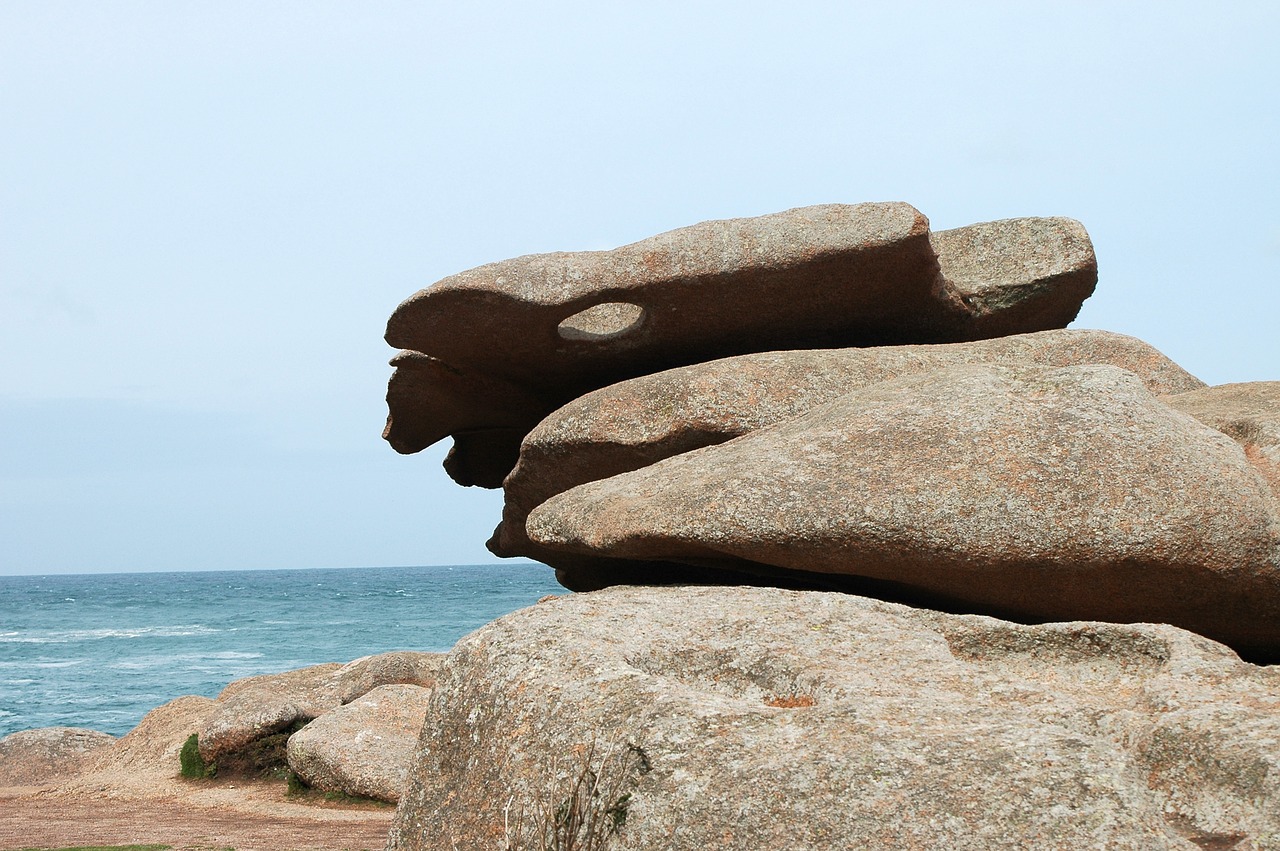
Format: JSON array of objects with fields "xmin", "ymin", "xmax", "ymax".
[{"xmin": 179, "ymin": 733, "xmax": 211, "ymax": 779}]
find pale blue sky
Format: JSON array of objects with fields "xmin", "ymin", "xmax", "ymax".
[{"xmin": 2, "ymin": 1, "xmax": 1277, "ymax": 575}]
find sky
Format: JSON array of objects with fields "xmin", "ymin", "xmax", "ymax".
[{"xmin": 1, "ymin": 1, "xmax": 1277, "ymax": 576}]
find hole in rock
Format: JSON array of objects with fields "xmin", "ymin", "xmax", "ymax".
[{"xmin": 557, "ymin": 302, "xmax": 646, "ymax": 341}]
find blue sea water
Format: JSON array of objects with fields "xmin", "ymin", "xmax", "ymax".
[{"xmin": 0, "ymin": 563, "xmax": 563, "ymax": 739}]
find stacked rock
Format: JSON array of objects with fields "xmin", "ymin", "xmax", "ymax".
[{"xmin": 384, "ymin": 203, "xmax": 1280, "ymax": 662}]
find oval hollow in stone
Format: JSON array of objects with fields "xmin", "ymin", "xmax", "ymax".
[{"xmin": 557, "ymin": 302, "xmax": 646, "ymax": 342}]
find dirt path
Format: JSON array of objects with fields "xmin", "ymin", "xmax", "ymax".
[{"xmin": 0, "ymin": 783, "xmax": 395, "ymax": 851}]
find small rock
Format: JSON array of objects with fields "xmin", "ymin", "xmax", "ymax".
[
  {"xmin": 288, "ymin": 684, "xmax": 431, "ymax": 803},
  {"xmin": 931, "ymin": 216, "xmax": 1097, "ymax": 338},
  {"xmin": 0, "ymin": 726, "xmax": 116, "ymax": 786}
]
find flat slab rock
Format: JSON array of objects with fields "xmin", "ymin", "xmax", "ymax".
[
  {"xmin": 388, "ymin": 586, "xmax": 1280, "ymax": 851},
  {"xmin": 0, "ymin": 727, "xmax": 116, "ymax": 786},
  {"xmin": 493, "ymin": 328, "xmax": 1206, "ymax": 573},
  {"xmin": 287, "ymin": 683, "xmax": 432, "ymax": 803},
  {"xmin": 383, "ymin": 204, "xmax": 1097, "ymax": 486},
  {"xmin": 527, "ymin": 363, "xmax": 1280, "ymax": 660}
]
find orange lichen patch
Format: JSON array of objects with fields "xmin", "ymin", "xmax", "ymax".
[{"xmin": 764, "ymin": 694, "xmax": 816, "ymax": 709}]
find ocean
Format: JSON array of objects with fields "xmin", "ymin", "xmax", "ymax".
[{"xmin": 0, "ymin": 563, "xmax": 563, "ymax": 739}]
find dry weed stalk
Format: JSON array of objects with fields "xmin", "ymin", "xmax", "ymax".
[{"xmin": 502, "ymin": 735, "xmax": 650, "ymax": 851}]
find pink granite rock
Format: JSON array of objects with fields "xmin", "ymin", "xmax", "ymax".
[
  {"xmin": 384, "ymin": 204, "xmax": 1097, "ymax": 486},
  {"xmin": 199, "ymin": 651, "xmax": 444, "ymax": 762},
  {"xmin": 287, "ymin": 684, "xmax": 432, "ymax": 803},
  {"xmin": 0, "ymin": 727, "xmax": 116, "ymax": 786},
  {"xmin": 492, "ymin": 329, "xmax": 1205, "ymax": 585},
  {"xmin": 389, "ymin": 586, "xmax": 1280, "ymax": 851},
  {"xmin": 198, "ymin": 663, "xmax": 345, "ymax": 762},
  {"xmin": 527, "ymin": 364, "xmax": 1280, "ymax": 660},
  {"xmin": 1163, "ymin": 381, "xmax": 1280, "ymax": 502}
]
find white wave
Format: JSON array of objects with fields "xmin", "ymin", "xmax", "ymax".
[{"xmin": 0, "ymin": 624, "xmax": 221, "ymax": 643}]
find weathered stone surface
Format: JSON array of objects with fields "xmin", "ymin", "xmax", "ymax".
[
  {"xmin": 493, "ymin": 329, "xmax": 1205, "ymax": 577},
  {"xmin": 198, "ymin": 663, "xmax": 345, "ymax": 761},
  {"xmin": 333, "ymin": 651, "xmax": 444, "ymax": 704},
  {"xmin": 1164, "ymin": 382, "xmax": 1280, "ymax": 501},
  {"xmin": 528, "ymin": 364, "xmax": 1280, "ymax": 660},
  {"xmin": 287, "ymin": 684, "xmax": 431, "ymax": 803},
  {"xmin": 388, "ymin": 203, "xmax": 943, "ymax": 389},
  {"xmin": 384, "ymin": 204, "xmax": 1097, "ymax": 486},
  {"xmin": 932, "ymin": 216, "xmax": 1097, "ymax": 338},
  {"xmin": 0, "ymin": 726, "xmax": 116, "ymax": 786},
  {"xmin": 381, "ymin": 350, "xmax": 550, "ymax": 464},
  {"xmin": 388, "ymin": 586, "xmax": 1280, "ymax": 851},
  {"xmin": 198, "ymin": 652, "xmax": 443, "ymax": 762}
]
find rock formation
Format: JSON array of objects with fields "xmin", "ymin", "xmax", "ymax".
[
  {"xmin": 198, "ymin": 650, "xmax": 442, "ymax": 764},
  {"xmin": 383, "ymin": 202, "xmax": 1279, "ymax": 661},
  {"xmin": 384, "ymin": 204, "xmax": 1097, "ymax": 486},
  {"xmin": 490, "ymin": 328, "xmax": 1207, "ymax": 581},
  {"xmin": 525, "ymin": 364, "xmax": 1280, "ymax": 658},
  {"xmin": 197, "ymin": 662, "xmax": 345, "ymax": 763},
  {"xmin": 374, "ymin": 203, "xmax": 1280, "ymax": 847},
  {"xmin": 389, "ymin": 587, "xmax": 1280, "ymax": 851},
  {"xmin": 0, "ymin": 651, "xmax": 443, "ymax": 804}
]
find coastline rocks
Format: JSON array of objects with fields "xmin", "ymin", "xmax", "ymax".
[
  {"xmin": 492, "ymin": 329, "xmax": 1206, "ymax": 574},
  {"xmin": 49, "ymin": 695, "xmax": 221, "ymax": 797},
  {"xmin": 527, "ymin": 364, "xmax": 1280, "ymax": 659},
  {"xmin": 388, "ymin": 586, "xmax": 1280, "ymax": 851},
  {"xmin": 199, "ymin": 663, "xmax": 344, "ymax": 762},
  {"xmin": 287, "ymin": 684, "xmax": 432, "ymax": 803},
  {"xmin": 0, "ymin": 727, "xmax": 116, "ymax": 786},
  {"xmin": 193, "ymin": 652, "xmax": 441, "ymax": 795},
  {"xmin": 384, "ymin": 204, "xmax": 1097, "ymax": 486},
  {"xmin": 199, "ymin": 651, "xmax": 443, "ymax": 762},
  {"xmin": 3, "ymin": 651, "xmax": 442, "ymax": 802}
]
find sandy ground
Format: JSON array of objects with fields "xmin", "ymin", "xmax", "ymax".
[{"xmin": 0, "ymin": 780, "xmax": 395, "ymax": 851}]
